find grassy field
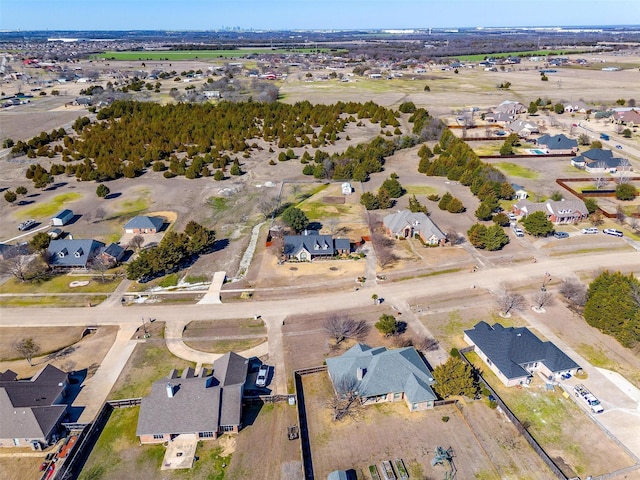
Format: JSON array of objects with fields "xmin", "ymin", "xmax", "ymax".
[
  {"xmin": 453, "ymin": 49, "xmax": 589, "ymax": 61},
  {"xmin": 78, "ymin": 407, "xmax": 231, "ymax": 480},
  {"xmin": 0, "ymin": 275, "xmax": 121, "ymax": 294},
  {"xmin": 96, "ymin": 48, "xmax": 336, "ymax": 61},
  {"xmin": 108, "ymin": 189, "xmax": 151, "ymax": 219},
  {"xmin": 495, "ymin": 162, "xmax": 540, "ymax": 179},
  {"xmin": 0, "ymin": 295, "xmax": 107, "ymax": 307},
  {"xmin": 17, "ymin": 192, "xmax": 82, "ymax": 219},
  {"xmin": 404, "ymin": 185, "xmax": 439, "ymax": 196},
  {"xmin": 0, "ymin": 326, "xmax": 85, "ymax": 361}
]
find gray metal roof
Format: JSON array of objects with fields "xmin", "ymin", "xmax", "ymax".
[
  {"xmin": 536, "ymin": 134, "xmax": 578, "ymax": 150},
  {"xmin": 464, "ymin": 322, "xmax": 580, "ymax": 380},
  {"xmin": 100, "ymin": 243, "xmax": 125, "ymax": 260},
  {"xmin": 326, "ymin": 343, "xmax": 436, "ymax": 404},
  {"xmin": 52, "ymin": 209, "xmax": 73, "ymax": 220},
  {"xmin": 123, "ymin": 216, "xmax": 164, "ymax": 231},
  {"xmin": 383, "ymin": 210, "xmax": 445, "ymax": 241},
  {"xmin": 47, "ymin": 239, "xmax": 105, "ymax": 268}
]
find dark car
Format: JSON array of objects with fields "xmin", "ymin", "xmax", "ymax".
[{"xmin": 554, "ymin": 231, "xmax": 569, "ymax": 239}]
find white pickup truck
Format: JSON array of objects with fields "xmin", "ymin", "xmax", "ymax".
[{"xmin": 574, "ymin": 384, "xmax": 604, "ymax": 413}]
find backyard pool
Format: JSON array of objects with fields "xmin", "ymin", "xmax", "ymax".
[{"xmin": 528, "ymin": 149, "xmax": 547, "ymax": 155}]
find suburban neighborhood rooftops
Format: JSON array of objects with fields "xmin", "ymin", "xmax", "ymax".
[
  {"xmin": 464, "ymin": 322, "xmax": 579, "ymax": 380},
  {"xmin": 326, "ymin": 343, "xmax": 436, "ymax": 404}
]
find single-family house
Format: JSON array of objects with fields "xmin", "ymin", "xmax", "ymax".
[
  {"xmin": 136, "ymin": 352, "xmax": 248, "ymax": 444},
  {"xmin": 512, "ymin": 199, "xmax": 588, "ymax": 224},
  {"xmin": 51, "ymin": 209, "xmax": 74, "ymax": 226},
  {"xmin": 123, "ymin": 216, "xmax": 164, "ymax": 234},
  {"xmin": 535, "ymin": 134, "xmax": 578, "ymax": 154},
  {"xmin": 341, "ymin": 182, "xmax": 353, "ymax": 195},
  {"xmin": 511, "ymin": 183, "xmax": 528, "ymax": 200},
  {"xmin": 95, "ymin": 243, "xmax": 125, "ymax": 267},
  {"xmin": 326, "ymin": 343, "xmax": 437, "ymax": 412},
  {"xmin": 47, "ymin": 239, "xmax": 105, "ymax": 268},
  {"xmin": 506, "ymin": 119, "xmax": 539, "ymax": 137},
  {"xmin": 283, "ymin": 230, "xmax": 350, "ymax": 261},
  {"xmin": 484, "ymin": 112, "xmax": 515, "ymax": 124},
  {"xmin": 464, "ymin": 322, "xmax": 580, "ymax": 386},
  {"xmin": 571, "ymin": 149, "xmax": 632, "ymax": 173},
  {"xmin": 0, "ymin": 365, "xmax": 70, "ymax": 448},
  {"xmin": 383, "ymin": 210, "xmax": 446, "ymax": 246},
  {"xmin": 563, "ymin": 101, "xmax": 590, "ymax": 113},
  {"xmin": 494, "ymin": 100, "xmax": 526, "ymax": 115},
  {"xmin": 613, "ymin": 109, "xmax": 640, "ymax": 125}
]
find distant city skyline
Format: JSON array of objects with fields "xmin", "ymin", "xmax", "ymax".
[{"xmin": 1, "ymin": 0, "xmax": 639, "ymax": 31}]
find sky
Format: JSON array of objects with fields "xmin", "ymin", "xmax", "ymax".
[{"xmin": 1, "ymin": 0, "xmax": 638, "ymax": 31}]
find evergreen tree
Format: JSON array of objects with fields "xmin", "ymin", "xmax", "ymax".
[{"xmin": 432, "ymin": 357, "xmax": 478, "ymax": 399}]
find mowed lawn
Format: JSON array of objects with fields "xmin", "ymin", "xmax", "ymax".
[
  {"xmin": 16, "ymin": 192, "xmax": 82, "ymax": 220},
  {"xmin": 495, "ymin": 162, "xmax": 540, "ymax": 179}
]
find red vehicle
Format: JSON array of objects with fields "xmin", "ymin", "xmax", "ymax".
[{"xmin": 45, "ymin": 464, "xmax": 55, "ymax": 480}]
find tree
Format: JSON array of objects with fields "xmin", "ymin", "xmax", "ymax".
[
  {"xmin": 376, "ymin": 188, "xmax": 393, "ymax": 209},
  {"xmin": 88, "ymin": 257, "xmax": 110, "ymax": 283},
  {"xmin": 584, "ymin": 198, "xmax": 599, "ymax": 214},
  {"xmin": 0, "ymin": 254, "xmax": 33, "ymax": 282},
  {"xmin": 372, "ymin": 293, "xmax": 379, "ymax": 304},
  {"xmin": 550, "ymin": 191, "xmax": 563, "ymax": 201},
  {"xmin": 258, "ymin": 197, "xmax": 278, "ymax": 220},
  {"xmin": 230, "ymin": 163, "xmax": 242, "ymax": 175},
  {"xmin": 438, "ymin": 192, "xmax": 453, "ymax": 211},
  {"xmin": 527, "ymin": 102, "xmax": 538, "ymax": 115},
  {"xmin": 522, "ymin": 211, "xmax": 554, "ymax": 237},
  {"xmin": 493, "ymin": 212, "xmax": 510, "ymax": 226},
  {"xmin": 432, "ymin": 356, "xmax": 478, "ymax": 399},
  {"xmin": 30, "ymin": 232, "xmax": 51, "ymax": 252},
  {"xmin": 554, "ymin": 103, "xmax": 565, "ymax": 114},
  {"xmin": 497, "ymin": 290, "xmax": 526, "ymax": 316},
  {"xmin": 375, "ymin": 314, "xmax": 399, "ymax": 336},
  {"xmin": 324, "ymin": 314, "xmax": 370, "ymax": 345},
  {"xmin": 2, "ymin": 138, "xmax": 14, "ymax": 148},
  {"xmin": 380, "ymin": 176, "xmax": 404, "ymax": 198},
  {"xmin": 483, "ymin": 225, "xmax": 509, "ymax": 251},
  {"xmin": 281, "ymin": 206, "xmax": 309, "ymax": 233},
  {"xmin": 129, "ymin": 234, "xmax": 144, "ymax": 251},
  {"xmin": 578, "ymin": 133, "xmax": 590, "ymax": 146},
  {"xmin": 327, "ymin": 376, "xmax": 362, "ymax": 422},
  {"xmin": 360, "ymin": 192, "xmax": 379, "ymax": 210},
  {"xmin": 15, "ymin": 186, "xmax": 27, "ymax": 196},
  {"xmin": 616, "ymin": 183, "xmax": 637, "ymax": 201},
  {"xmin": 532, "ymin": 290, "xmax": 554, "ymax": 311},
  {"xmin": 15, "ymin": 338, "xmax": 40, "ymax": 366},
  {"xmin": 590, "ymin": 140, "xmax": 603, "ymax": 149},
  {"xmin": 96, "ymin": 184, "xmax": 111, "ymax": 198},
  {"xmin": 467, "ymin": 223, "xmax": 488, "ymax": 248},
  {"xmin": 499, "ymin": 140, "xmax": 514, "ymax": 156},
  {"xmin": 446, "ymin": 197, "xmax": 465, "ymax": 213},
  {"xmin": 559, "ymin": 278, "xmax": 587, "ymax": 306},
  {"xmin": 475, "ymin": 202, "xmax": 493, "ymax": 221},
  {"xmin": 408, "ymin": 195, "xmax": 428, "ymax": 214},
  {"xmin": 4, "ymin": 190, "xmax": 16, "ymax": 204},
  {"xmin": 622, "ymin": 128, "xmax": 632, "ymax": 138}
]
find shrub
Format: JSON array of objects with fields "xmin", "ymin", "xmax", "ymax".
[{"xmin": 441, "ymin": 416, "xmax": 450, "ymax": 422}]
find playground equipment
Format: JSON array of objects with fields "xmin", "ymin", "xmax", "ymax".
[{"xmin": 431, "ymin": 446, "xmax": 456, "ymax": 480}]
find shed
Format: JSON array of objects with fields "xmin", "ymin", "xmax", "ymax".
[
  {"xmin": 51, "ymin": 209, "xmax": 74, "ymax": 226},
  {"xmin": 341, "ymin": 182, "xmax": 353, "ymax": 195}
]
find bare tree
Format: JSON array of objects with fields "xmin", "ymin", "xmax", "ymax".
[
  {"xmin": 0, "ymin": 254, "xmax": 33, "ymax": 282},
  {"xmin": 532, "ymin": 290, "xmax": 554, "ymax": 310},
  {"xmin": 616, "ymin": 158, "xmax": 632, "ymax": 185},
  {"xmin": 94, "ymin": 207, "xmax": 106, "ymax": 222},
  {"xmin": 327, "ymin": 376, "xmax": 362, "ymax": 422},
  {"xmin": 128, "ymin": 234, "xmax": 144, "ymax": 251},
  {"xmin": 88, "ymin": 257, "xmax": 110, "ymax": 283},
  {"xmin": 258, "ymin": 197, "xmax": 278, "ymax": 220},
  {"xmin": 496, "ymin": 290, "xmax": 526, "ymax": 316},
  {"xmin": 616, "ymin": 205, "xmax": 626, "ymax": 225},
  {"xmin": 326, "ymin": 217, "xmax": 339, "ymax": 235},
  {"xmin": 15, "ymin": 338, "xmax": 41, "ymax": 366},
  {"xmin": 559, "ymin": 279, "xmax": 587, "ymax": 306},
  {"xmin": 324, "ymin": 314, "xmax": 370, "ymax": 345},
  {"xmin": 371, "ymin": 229, "xmax": 397, "ymax": 268},
  {"xmin": 593, "ymin": 163, "xmax": 608, "ymax": 190},
  {"xmin": 413, "ymin": 335, "xmax": 439, "ymax": 352},
  {"xmin": 446, "ymin": 230, "xmax": 464, "ymax": 245}
]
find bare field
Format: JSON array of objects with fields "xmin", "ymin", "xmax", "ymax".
[{"xmin": 302, "ymin": 372, "xmax": 556, "ymax": 480}]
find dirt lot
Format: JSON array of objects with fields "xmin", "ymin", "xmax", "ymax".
[
  {"xmin": 182, "ymin": 318, "xmax": 267, "ymax": 353},
  {"xmin": 302, "ymin": 371, "xmax": 556, "ymax": 480},
  {"xmin": 0, "ymin": 326, "xmax": 117, "ymax": 378}
]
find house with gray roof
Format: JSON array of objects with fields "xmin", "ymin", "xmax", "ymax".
[
  {"xmin": 506, "ymin": 119, "xmax": 539, "ymax": 137},
  {"xmin": 0, "ymin": 365, "xmax": 69, "ymax": 448},
  {"xmin": 464, "ymin": 322, "xmax": 580, "ymax": 386},
  {"xmin": 535, "ymin": 134, "xmax": 578, "ymax": 154},
  {"xmin": 123, "ymin": 215, "xmax": 164, "ymax": 234},
  {"xmin": 571, "ymin": 149, "xmax": 632, "ymax": 174},
  {"xmin": 512, "ymin": 199, "xmax": 588, "ymax": 224},
  {"xmin": 136, "ymin": 352, "xmax": 248, "ymax": 444},
  {"xmin": 47, "ymin": 239, "xmax": 105, "ymax": 268},
  {"xmin": 383, "ymin": 210, "xmax": 446, "ymax": 246},
  {"xmin": 95, "ymin": 243, "xmax": 125, "ymax": 267},
  {"xmin": 283, "ymin": 230, "xmax": 350, "ymax": 261},
  {"xmin": 326, "ymin": 343, "xmax": 437, "ymax": 412}
]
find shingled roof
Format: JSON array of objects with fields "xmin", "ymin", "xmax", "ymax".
[
  {"xmin": 464, "ymin": 322, "xmax": 579, "ymax": 380},
  {"xmin": 123, "ymin": 216, "xmax": 164, "ymax": 231},
  {"xmin": 326, "ymin": 344, "xmax": 436, "ymax": 404},
  {"xmin": 383, "ymin": 210, "xmax": 445, "ymax": 242},
  {"xmin": 536, "ymin": 133, "xmax": 578, "ymax": 151}
]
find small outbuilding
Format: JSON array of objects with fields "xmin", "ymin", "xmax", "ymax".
[
  {"xmin": 341, "ymin": 182, "xmax": 353, "ymax": 195},
  {"xmin": 51, "ymin": 209, "xmax": 74, "ymax": 226}
]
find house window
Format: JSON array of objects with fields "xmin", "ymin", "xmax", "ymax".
[
  {"xmin": 412, "ymin": 403, "xmax": 418, "ymax": 411},
  {"xmin": 300, "ymin": 252, "xmax": 307, "ymax": 260},
  {"xmin": 153, "ymin": 434, "xmax": 164, "ymax": 440},
  {"xmin": 199, "ymin": 431, "xmax": 215, "ymax": 438},
  {"xmin": 394, "ymin": 392, "xmax": 402, "ymax": 400}
]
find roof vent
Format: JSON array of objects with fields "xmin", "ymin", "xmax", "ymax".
[
  {"xmin": 356, "ymin": 367, "xmax": 366, "ymax": 381},
  {"xmin": 166, "ymin": 383, "xmax": 175, "ymax": 398}
]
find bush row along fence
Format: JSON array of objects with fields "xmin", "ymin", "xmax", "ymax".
[{"xmin": 458, "ymin": 347, "xmax": 568, "ymax": 480}]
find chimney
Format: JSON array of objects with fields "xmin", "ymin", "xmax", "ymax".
[
  {"xmin": 356, "ymin": 367, "xmax": 366, "ymax": 381},
  {"xmin": 166, "ymin": 383, "xmax": 174, "ymax": 398}
]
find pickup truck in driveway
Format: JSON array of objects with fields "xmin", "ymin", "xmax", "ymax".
[{"xmin": 574, "ymin": 384, "xmax": 604, "ymax": 413}]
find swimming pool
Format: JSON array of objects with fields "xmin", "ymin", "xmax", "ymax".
[{"xmin": 528, "ymin": 149, "xmax": 546, "ymax": 155}]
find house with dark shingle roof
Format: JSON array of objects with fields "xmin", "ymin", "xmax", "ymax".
[
  {"xmin": 0, "ymin": 365, "xmax": 70, "ymax": 448},
  {"xmin": 383, "ymin": 210, "xmax": 446, "ymax": 246},
  {"xmin": 95, "ymin": 243, "xmax": 125, "ymax": 267},
  {"xmin": 136, "ymin": 352, "xmax": 248, "ymax": 444},
  {"xmin": 512, "ymin": 199, "xmax": 588, "ymax": 224},
  {"xmin": 47, "ymin": 239, "xmax": 105, "ymax": 268},
  {"xmin": 535, "ymin": 134, "xmax": 578, "ymax": 154},
  {"xmin": 283, "ymin": 230, "xmax": 350, "ymax": 261},
  {"xmin": 464, "ymin": 322, "xmax": 580, "ymax": 387},
  {"xmin": 571, "ymin": 149, "xmax": 632, "ymax": 174},
  {"xmin": 123, "ymin": 216, "xmax": 164, "ymax": 234},
  {"xmin": 326, "ymin": 343, "xmax": 437, "ymax": 412}
]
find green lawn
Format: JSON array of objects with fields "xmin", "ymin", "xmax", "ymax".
[
  {"xmin": 495, "ymin": 162, "xmax": 540, "ymax": 179},
  {"xmin": 300, "ymin": 201, "xmax": 357, "ymax": 221},
  {"xmin": 0, "ymin": 275, "xmax": 121, "ymax": 294},
  {"xmin": 453, "ymin": 49, "xmax": 587, "ymax": 61},
  {"xmin": 109, "ymin": 190, "xmax": 151, "ymax": 219},
  {"xmin": 0, "ymin": 295, "xmax": 107, "ymax": 308},
  {"xmin": 17, "ymin": 193, "xmax": 82, "ymax": 219},
  {"xmin": 404, "ymin": 185, "xmax": 439, "ymax": 196},
  {"xmin": 97, "ymin": 48, "xmax": 334, "ymax": 61}
]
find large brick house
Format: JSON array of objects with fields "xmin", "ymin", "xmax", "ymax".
[
  {"xmin": 512, "ymin": 199, "xmax": 588, "ymax": 224},
  {"xmin": 383, "ymin": 210, "xmax": 446, "ymax": 246}
]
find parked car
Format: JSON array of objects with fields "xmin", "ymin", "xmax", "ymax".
[
  {"xmin": 256, "ymin": 365, "xmax": 269, "ymax": 387},
  {"xmin": 513, "ymin": 227, "xmax": 524, "ymax": 237},
  {"xmin": 603, "ymin": 228, "xmax": 623, "ymax": 237},
  {"xmin": 615, "ymin": 145, "xmax": 623, "ymax": 150},
  {"xmin": 554, "ymin": 231, "xmax": 569, "ymax": 239},
  {"xmin": 508, "ymin": 213, "xmax": 517, "ymax": 221},
  {"xmin": 18, "ymin": 219, "xmax": 36, "ymax": 231},
  {"xmin": 581, "ymin": 227, "xmax": 598, "ymax": 234}
]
